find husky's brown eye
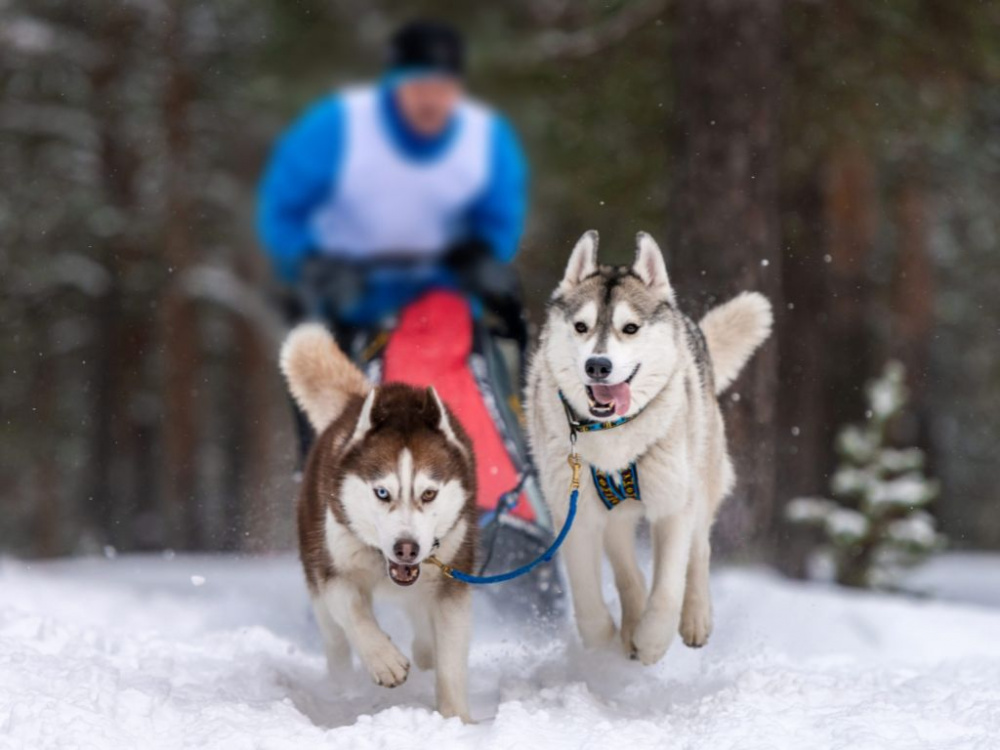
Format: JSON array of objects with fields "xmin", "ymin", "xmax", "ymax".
[
  {"xmin": 374, "ymin": 486, "xmax": 390, "ymax": 502},
  {"xmin": 421, "ymin": 489, "xmax": 438, "ymax": 503},
  {"xmin": 574, "ymin": 322, "xmax": 588, "ymax": 334},
  {"xmin": 622, "ymin": 323, "xmax": 640, "ymax": 335}
]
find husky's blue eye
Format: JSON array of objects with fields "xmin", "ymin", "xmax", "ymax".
[
  {"xmin": 623, "ymin": 323, "xmax": 640, "ymax": 335},
  {"xmin": 374, "ymin": 486, "xmax": 390, "ymax": 501}
]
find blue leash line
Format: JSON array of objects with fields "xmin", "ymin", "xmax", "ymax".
[
  {"xmin": 426, "ymin": 391, "xmax": 646, "ymax": 585},
  {"xmin": 424, "ymin": 453, "xmax": 582, "ymax": 585}
]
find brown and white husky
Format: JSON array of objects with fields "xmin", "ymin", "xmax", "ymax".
[{"xmin": 280, "ymin": 323, "xmax": 477, "ymax": 721}]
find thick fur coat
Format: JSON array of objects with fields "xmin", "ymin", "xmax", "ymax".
[
  {"xmin": 281, "ymin": 323, "xmax": 477, "ymax": 721},
  {"xmin": 526, "ymin": 231, "xmax": 772, "ymax": 664}
]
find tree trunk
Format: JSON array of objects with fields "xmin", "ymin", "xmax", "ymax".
[
  {"xmin": 671, "ymin": 0, "xmax": 784, "ymax": 557},
  {"xmin": 890, "ymin": 178, "xmax": 934, "ymax": 445},
  {"xmin": 32, "ymin": 356, "xmax": 60, "ymax": 556},
  {"xmin": 225, "ymin": 235, "xmax": 276, "ymax": 551},
  {"xmin": 86, "ymin": 7, "xmax": 149, "ymax": 551},
  {"xmin": 222, "ymin": 317, "xmax": 272, "ymax": 551},
  {"xmin": 822, "ymin": 143, "xmax": 878, "ymax": 444},
  {"xmin": 775, "ymin": 178, "xmax": 828, "ymax": 575},
  {"xmin": 160, "ymin": 0, "xmax": 202, "ymax": 549}
]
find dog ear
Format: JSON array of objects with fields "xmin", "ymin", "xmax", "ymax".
[
  {"xmin": 559, "ymin": 230, "xmax": 599, "ymax": 292},
  {"xmin": 349, "ymin": 388, "xmax": 377, "ymax": 444},
  {"xmin": 633, "ymin": 232, "xmax": 675, "ymax": 303},
  {"xmin": 426, "ymin": 386, "xmax": 467, "ymax": 456},
  {"xmin": 419, "ymin": 387, "xmax": 439, "ymax": 428}
]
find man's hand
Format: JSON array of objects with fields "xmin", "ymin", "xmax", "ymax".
[
  {"xmin": 443, "ymin": 239, "xmax": 515, "ymax": 299},
  {"xmin": 300, "ymin": 256, "xmax": 366, "ymax": 319},
  {"xmin": 443, "ymin": 239, "xmax": 527, "ymax": 350}
]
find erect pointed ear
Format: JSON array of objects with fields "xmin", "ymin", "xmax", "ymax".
[
  {"xmin": 349, "ymin": 388, "xmax": 377, "ymax": 444},
  {"xmin": 634, "ymin": 232, "xmax": 675, "ymax": 304},
  {"xmin": 559, "ymin": 230, "xmax": 599, "ymax": 292},
  {"xmin": 426, "ymin": 386, "xmax": 466, "ymax": 455}
]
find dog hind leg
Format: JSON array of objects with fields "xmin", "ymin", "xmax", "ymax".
[
  {"xmin": 431, "ymin": 588, "xmax": 472, "ymax": 722},
  {"xmin": 312, "ymin": 596, "xmax": 352, "ymax": 673},
  {"xmin": 680, "ymin": 512, "xmax": 713, "ymax": 648},
  {"xmin": 408, "ymin": 603, "xmax": 435, "ymax": 671},
  {"xmin": 603, "ymin": 506, "xmax": 646, "ymax": 655}
]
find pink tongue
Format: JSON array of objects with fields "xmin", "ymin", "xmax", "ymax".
[{"xmin": 591, "ymin": 383, "xmax": 632, "ymax": 416}]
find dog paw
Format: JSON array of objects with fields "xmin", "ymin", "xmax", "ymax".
[
  {"xmin": 438, "ymin": 701, "xmax": 473, "ymax": 724},
  {"xmin": 578, "ymin": 612, "xmax": 617, "ymax": 650},
  {"xmin": 630, "ymin": 609, "xmax": 675, "ymax": 666},
  {"xmin": 412, "ymin": 637, "xmax": 434, "ymax": 671},
  {"xmin": 621, "ymin": 592, "xmax": 646, "ymax": 656},
  {"xmin": 679, "ymin": 605, "xmax": 713, "ymax": 648},
  {"xmin": 362, "ymin": 642, "xmax": 410, "ymax": 688},
  {"xmin": 620, "ymin": 620, "xmax": 638, "ymax": 657}
]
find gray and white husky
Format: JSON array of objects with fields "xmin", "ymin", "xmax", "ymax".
[
  {"xmin": 281, "ymin": 324, "xmax": 477, "ymax": 721},
  {"xmin": 526, "ymin": 231, "xmax": 772, "ymax": 665}
]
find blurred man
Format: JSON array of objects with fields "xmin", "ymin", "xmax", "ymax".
[{"xmin": 257, "ymin": 20, "xmax": 528, "ymax": 336}]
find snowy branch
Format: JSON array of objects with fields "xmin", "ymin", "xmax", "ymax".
[
  {"xmin": 177, "ymin": 265, "xmax": 285, "ymax": 346},
  {"xmin": 0, "ymin": 102, "xmax": 97, "ymax": 149},
  {"xmin": 517, "ymin": 0, "xmax": 669, "ymax": 65},
  {"xmin": 0, "ymin": 15, "xmax": 102, "ymax": 66},
  {"xmin": 786, "ymin": 360, "xmax": 945, "ymax": 588}
]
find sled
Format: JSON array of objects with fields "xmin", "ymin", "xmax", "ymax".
[{"xmin": 327, "ymin": 287, "xmax": 565, "ymax": 619}]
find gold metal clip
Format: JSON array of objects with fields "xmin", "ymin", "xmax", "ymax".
[
  {"xmin": 424, "ymin": 555, "xmax": 455, "ymax": 578},
  {"xmin": 567, "ymin": 452, "xmax": 582, "ymax": 490}
]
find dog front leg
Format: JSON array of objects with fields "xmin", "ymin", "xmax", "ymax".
[
  {"xmin": 630, "ymin": 511, "xmax": 694, "ymax": 665},
  {"xmin": 603, "ymin": 505, "xmax": 646, "ymax": 655},
  {"xmin": 320, "ymin": 580, "xmax": 410, "ymax": 687},
  {"xmin": 430, "ymin": 587, "xmax": 472, "ymax": 722},
  {"xmin": 564, "ymin": 516, "xmax": 616, "ymax": 649}
]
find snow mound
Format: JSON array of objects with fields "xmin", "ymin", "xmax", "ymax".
[{"xmin": 1, "ymin": 554, "xmax": 998, "ymax": 749}]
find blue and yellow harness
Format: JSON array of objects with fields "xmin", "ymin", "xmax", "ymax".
[
  {"xmin": 590, "ymin": 462, "xmax": 641, "ymax": 509},
  {"xmin": 558, "ymin": 391, "xmax": 643, "ymax": 510}
]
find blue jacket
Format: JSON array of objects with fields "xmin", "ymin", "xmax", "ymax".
[{"xmin": 257, "ymin": 81, "xmax": 528, "ymax": 323}]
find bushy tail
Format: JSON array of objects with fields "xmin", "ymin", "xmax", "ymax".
[
  {"xmin": 699, "ymin": 292, "xmax": 773, "ymax": 394},
  {"xmin": 279, "ymin": 323, "xmax": 370, "ymax": 432}
]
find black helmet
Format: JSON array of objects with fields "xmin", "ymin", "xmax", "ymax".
[{"xmin": 387, "ymin": 20, "xmax": 465, "ymax": 78}]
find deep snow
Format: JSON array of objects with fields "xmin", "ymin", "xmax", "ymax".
[{"xmin": 0, "ymin": 553, "xmax": 998, "ymax": 750}]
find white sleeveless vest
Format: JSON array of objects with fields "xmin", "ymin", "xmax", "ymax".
[{"xmin": 311, "ymin": 86, "xmax": 493, "ymax": 259}]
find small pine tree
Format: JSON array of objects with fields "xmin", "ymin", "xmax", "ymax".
[{"xmin": 786, "ymin": 361, "xmax": 945, "ymax": 588}]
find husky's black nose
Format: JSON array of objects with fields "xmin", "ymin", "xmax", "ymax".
[
  {"xmin": 393, "ymin": 538, "xmax": 420, "ymax": 563},
  {"xmin": 585, "ymin": 357, "xmax": 613, "ymax": 381}
]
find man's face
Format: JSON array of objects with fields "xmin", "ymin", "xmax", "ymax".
[{"xmin": 394, "ymin": 76, "xmax": 462, "ymax": 137}]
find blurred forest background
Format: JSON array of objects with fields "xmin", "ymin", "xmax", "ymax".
[{"xmin": 2, "ymin": 0, "xmax": 998, "ymax": 565}]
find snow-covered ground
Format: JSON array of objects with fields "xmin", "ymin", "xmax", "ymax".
[{"xmin": 1, "ymin": 553, "xmax": 998, "ymax": 750}]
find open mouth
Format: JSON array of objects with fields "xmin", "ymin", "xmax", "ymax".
[
  {"xmin": 585, "ymin": 365, "xmax": 640, "ymax": 419},
  {"xmin": 386, "ymin": 560, "xmax": 421, "ymax": 586}
]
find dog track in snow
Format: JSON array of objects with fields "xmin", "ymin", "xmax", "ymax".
[{"xmin": 0, "ymin": 553, "xmax": 998, "ymax": 749}]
